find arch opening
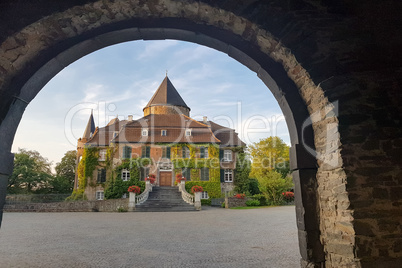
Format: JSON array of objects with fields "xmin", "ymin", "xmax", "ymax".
[{"xmin": 0, "ymin": 2, "xmax": 350, "ymax": 267}]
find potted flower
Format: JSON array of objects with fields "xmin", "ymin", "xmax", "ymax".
[
  {"xmin": 175, "ymin": 174, "xmax": 186, "ymax": 184},
  {"xmin": 145, "ymin": 174, "xmax": 156, "ymax": 184},
  {"xmin": 191, "ymin": 185, "xmax": 204, "ymax": 193},
  {"xmin": 191, "ymin": 185, "xmax": 203, "ymax": 210},
  {"xmin": 128, "ymin": 185, "xmax": 141, "ymax": 194}
]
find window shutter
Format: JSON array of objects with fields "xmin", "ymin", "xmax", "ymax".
[
  {"xmin": 167, "ymin": 147, "xmax": 171, "ymax": 159},
  {"xmin": 142, "ymin": 146, "xmax": 145, "ymax": 157},
  {"xmin": 220, "ymin": 169, "xmax": 224, "ymax": 183},
  {"xmin": 162, "ymin": 147, "xmax": 166, "ymax": 158},
  {"xmin": 200, "ymin": 147, "xmax": 205, "ymax": 158},
  {"xmin": 123, "ymin": 146, "xmax": 131, "ymax": 159},
  {"xmin": 219, "ymin": 149, "xmax": 224, "ymax": 161}
]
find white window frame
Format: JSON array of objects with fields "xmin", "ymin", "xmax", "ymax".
[
  {"xmin": 122, "ymin": 169, "xmax": 130, "ymax": 181},
  {"xmin": 99, "ymin": 149, "xmax": 107, "ymax": 161},
  {"xmin": 224, "ymin": 169, "xmax": 233, "ymax": 182},
  {"xmin": 183, "ymin": 147, "xmax": 190, "ymax": 158},
  {"xmin": 161, "ymin": 130, "xmax": 167, "ymax": 136},
  {"xmin": 96, "ymin": 191, "xmax": 104, "ymax": 200},
  {"xmin": 142, "ymin": 128, "xmax": 148, "ymax": 136},
  {"xmin": 223, "ymin": 150, "xmax": 232, "ymax": 162},
  {"xmin": 201, "ymin": 191, "xmax": 209, "ymax": 199},
  {"xmin": 185, "ymin": 129, "xmax": 192, "ymax": 136}
]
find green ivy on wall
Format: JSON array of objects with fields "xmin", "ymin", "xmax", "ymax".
[
  {"xmin": 104, "ymin": 159, "xmax": 145, "ymax": 199},
  {"xmin": 185, "ymin": 181, "xmax": 222, "ymax": 198},
  {"xmin": 77, "ymin": 147, "xmax": 99, "ymax": 190}
]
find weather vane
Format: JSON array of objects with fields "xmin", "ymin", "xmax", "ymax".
[{"xmin": 166, "ymin": 70, "xmax": 168, "ymax": 77}]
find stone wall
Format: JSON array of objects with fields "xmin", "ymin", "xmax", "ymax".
[
  {"xmin": 225, "ymin": 196, "xmax": 250, "ymax": 208},
  {"xmin": 3, "ymin": 199, "xmax": 128, "ymax": 212}
]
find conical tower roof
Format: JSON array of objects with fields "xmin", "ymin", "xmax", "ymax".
[
  {"xmin": 143, "ymin": 76, "xmax": 190, "ymax": 111},
  {"xmin": 82, "ymin": 110, "xmax": 96, "ymax": 140}
]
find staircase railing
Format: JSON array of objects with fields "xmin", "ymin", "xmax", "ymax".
[
  {"xmin": 135, "ymin": 181, "xmax": 153, "ymax": 205},
  {"xmin": 178, "ymin": 181, "xmax": 194, "ymax": 205}
]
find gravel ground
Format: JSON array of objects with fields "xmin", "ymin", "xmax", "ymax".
[{"xmin": 0, "ymin": 206, "xmax": 299, "ymax": 268}]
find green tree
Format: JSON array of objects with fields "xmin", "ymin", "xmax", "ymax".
[
  {"xmin": 52, "ymin": 150, "xmax": 76, "ymax": 193},
  {"xmin": 249, "ymin": 136, "xmax": 290, "ymax": 179},
  {"xmin": 234, "ymin": 152, "xmax": 251, "ymax": 194},
  {"xmin": 256, "ymin": 171, "xmax": 293, "ymax": 205},
  {"xmin": 8, "ymin": 148, "xmax": 53, "ymax": 194}
]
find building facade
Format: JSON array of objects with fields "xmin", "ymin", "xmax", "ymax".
[{"xmin": 74, "ymin": 76, "xmax": 245, "ymax": 201}]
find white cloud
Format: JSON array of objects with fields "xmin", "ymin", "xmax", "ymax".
[{"xmin": 138, "ymin": 40, "xmax": 179, "ymax": 59}]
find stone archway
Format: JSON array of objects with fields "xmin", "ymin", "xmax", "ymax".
[{"xmin": 1, "ymin": 1, "xmax": 401, "ymax": 267}]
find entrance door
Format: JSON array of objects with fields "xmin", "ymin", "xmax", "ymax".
[{"xmin": 159, "ymin": 171, "xmax": 172, "ymax": 186}]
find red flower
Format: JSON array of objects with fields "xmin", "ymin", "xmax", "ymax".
[
  {"xmin": 175, "ymin": 176, "xmax": 186, "ymax": 183},
  {"xmin": 282, "ymin": 191, "xmax": 294, "ymax": 200},
  {"xmin": 128, "ymin": 185, "xmax": 141, "ymax": 194},
  {"xmin": 235, "ymin": 193, "xmax": 246, "ymax": 199},
  {"xmin": 145, "ymin": 176, "xmax": 156, "ymax": 184},
  {"xmin": 191, "ymin": 185, "xmax": 204, "ymax": 193}
]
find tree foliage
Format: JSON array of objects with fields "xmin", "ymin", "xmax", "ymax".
[
  {"xmin": 234, "ymin": 152, "xmax": 260, "ymax": 195},
  {"xmin": 256, "ymin": 171, "xmax": 293, "ymax": 205},
  {"xmin": 52, "ymin": 150, "xmax": 77, "ymax": 193},
  {"xmin": 8, "ymin": 148, "xmax": 52, "ymax": 194},
  {"xmin": 249, "ymin": 137, "xmax": 293, "ymax": 205},
  {"xmin": 249, "ymin": 136, "xmax": 290, "ymax": 179}
]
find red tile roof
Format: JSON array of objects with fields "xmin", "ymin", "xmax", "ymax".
[{"xmin": 86, "ymin": 115, "xmax": 245, "ymax": 147}]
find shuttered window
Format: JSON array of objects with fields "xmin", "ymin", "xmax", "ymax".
[
  {"xmin": 200, "ymin": 168, "xmax": 209, "ymax": 181},
  {"xmin": 142, "ymin": 146, "xmax": 150, "ymax": 158},
  {"xmin": 123, "ymin": 146, "xmax": 131, "ymax": 159},
  {"xmin": 162, "ymin": 146, "xmax": 171, "ymax": 159},
  {"xmin": 182, "ymin": 168, "xmax": 191, "ymax": 181},
  {"xmin": 97, "ymin": 169, "xmax": 106, "ymax": 183}
]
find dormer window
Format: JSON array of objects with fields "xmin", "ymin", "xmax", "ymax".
[
  {"xmin": 185, "ymin": 129, "xmax": 192, "ymax": 136},
  {"xmin": 161, "ymin": 130, "xmax": 167, "ymax": 136},
  {"xmin": 142, "ymin": 128, "xmax": 148, "ymax": 136},
  {"xmin": 111, "ymin": 131, "xmax": 118, "ymax": 141}
]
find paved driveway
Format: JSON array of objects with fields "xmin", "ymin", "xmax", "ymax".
[{"xmin": 0, "ymin": 206, "xmax": 299, "ymax": 267}]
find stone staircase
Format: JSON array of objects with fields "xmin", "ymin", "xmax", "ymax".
[{"xmin": 135, "ymin": 186, "xmax": 196, "ymax": 212}]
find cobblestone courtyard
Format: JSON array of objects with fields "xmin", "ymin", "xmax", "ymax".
[{"xmin": 0, "ymin": 206, "xmax": 299, "ymax": 267}]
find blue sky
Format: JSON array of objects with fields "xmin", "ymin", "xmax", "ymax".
[{"xmin": 11, "ymin": 40, "xmax": 289, "ymax": 168}]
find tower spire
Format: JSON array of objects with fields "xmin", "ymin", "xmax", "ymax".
[
  {"xmin": 82, "ymin": 110, "xmax": 96, "ymax": 140},
  {"xmin": 143, "ymin": 76, "xmax": 190, "ymax": 116}
]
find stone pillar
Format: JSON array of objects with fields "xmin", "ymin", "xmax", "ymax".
[
  {"xmin": 224, "ymin": 191, "xmax": 229, "ymax": 209},
  {"xmin": 194, "ymin": 192, "xmax": 201, "ymax": 211},
  {"xmin": 180, "ymin": 180, "xmax": 185, "ymax": 192},
  {"xmin": 146, "ymin": 181, "xmax": 151, "ymax": 192},
  {"xmin": 290, "ymin": 144, "xmax": 325, "ymax": 267},
  {"xmin": 0, "ymin": 151, "xmax": 14, "ymax": 228},
  {"xmin": 128, "ymin": 192, "xmax": 136, "ymax": 212}
]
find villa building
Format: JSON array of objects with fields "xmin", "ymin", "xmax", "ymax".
[{"xmin": 74, "ymin": 76, "xmax": 245, "ymax": 201}]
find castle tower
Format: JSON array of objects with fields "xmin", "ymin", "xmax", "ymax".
[
  {"xmin": 74, "ymin": 110, "xmax": 96, "ymax": 189},
  {"xmin": 143, "ymin": 76, "xmax": 190, "ymax": 116}
]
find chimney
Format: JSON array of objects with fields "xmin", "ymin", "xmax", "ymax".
[
  {"xmin": 128, "ymin": 115, "xmax": 133, "ymax": 121},
  {"xmin": 203, "ymin": 116, "xmax": 208, "ymax": 124}
]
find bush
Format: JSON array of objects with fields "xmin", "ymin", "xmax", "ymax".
[
  {"xmin": 201, "ymin": 199, "xmax": 211, "ymax": 206},
  {"xmin": 252, "ymin": 194, "xmax": 267, "ymax": 206},
  {"xmin": 66, "ymin": 189, "xmax": 87, "ymax": 201},
  {"xmin": 117, "ymin": 207, "xmax": 127, "ymax": 212},
  {"xmin": 221, "ymin": 202, "xmax": 226, "ymax": 208},
  {"xmin": 245, "ymin": 200, "xmax": 260, "ymax": 206}
]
